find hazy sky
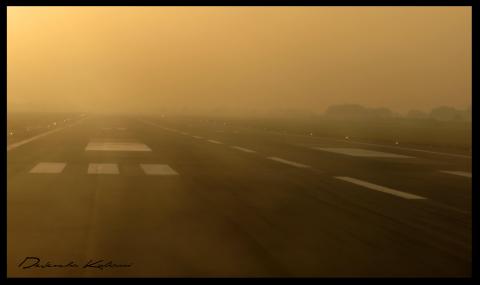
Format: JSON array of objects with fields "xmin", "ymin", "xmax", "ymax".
[{"xmin": 7, "ymin": 7, "xmax": 471, "ymax": 114}]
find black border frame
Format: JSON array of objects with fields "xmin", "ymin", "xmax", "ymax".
[{"xmin": 2, "ymin": 1, "xmax": 474, "ymax": 282}]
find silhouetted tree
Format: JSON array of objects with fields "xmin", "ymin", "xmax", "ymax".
[
  {"xmin": 325, "ymin": 104, "xmax": 393, "ymax": 119},
  {"xmin": 370, "ymin": 107, "xmax": 393, "ymax": 118},
  {"xmin": 407, "ymin": 109, "xmax": 428, "ymax": 119},
  {"xmin": 459, "ymin": 107, "xmax": 472, "ymax": 122},
  {"xmin": 430, "ymin": 106, "xmax": 460, "ymax": 121},
  {"xmin": 325, "ymin": 104, "xmax": 369, "ymax": 117}
]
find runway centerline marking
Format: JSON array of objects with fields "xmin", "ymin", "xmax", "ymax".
[
  {"xmin": 192, "ymin": 135, "xmax": 204, "ymax": 139},
  {"xmin": 29, "ymin": 162, "xmax": 66, "ymax": 174},
  {"xmin": 439, "ymin": 171, "xmax": 472, "ymax": 178},
  {"xmin": 267, "ymin": 157, "xmax": 310, "ymax": 168},
  {"xmin": 312, "ymin": 147, "xmax": 413, "ymax": 158},
  {"xmin": 88, "ymin": 163, "xmax": 119, "ymax": 175},
  {"xmin": 207, "ymin": 139, "xmax": 223, "ymax": 144},
  {"xmin": 140, "ymin": 164, "xmax": 179, "ymax": 176},
  {"xmin": 335, "ymin": 176, "xmax": 426, "ymax": 200},
  {"xmin": 231, "ymin": 146, "xmax": 256, "ymax": 153}
]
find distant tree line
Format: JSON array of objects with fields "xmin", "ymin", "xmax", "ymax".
[{"xmin": 325, "ymin": 104, "xmax": 471, "ymax": 122}]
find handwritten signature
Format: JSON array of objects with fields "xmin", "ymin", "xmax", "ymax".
[{"xmin": 18, "ymin": 257, "xmax": 133, "ymax": 270}]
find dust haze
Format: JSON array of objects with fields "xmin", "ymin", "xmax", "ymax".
[
  {"xmin": 7, "ymin": 6, "xmax": 473, "ymax": 278},
  {"xmin": 7, "ymin": 7, "xmax": 471, "ymax": 116}
]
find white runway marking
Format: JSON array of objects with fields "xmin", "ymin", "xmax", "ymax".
[
  {"xmin": 140, "ymin": 164, "xmax": 179, "ymax": 176},
  {"xmin": 440, "ymin": 171, "xmax": 472, "ymax": 178},
  {"xmin": 343, "ymin": 140, "xmax": 471, "ymax": 159},
  {"xmin": 29, "ymin": 162, "xmax": 66, "ymax": 174},
  {"xmin": 313, "ymin": 147, "xmax": 413, "ymax": 158},
  {"xmin": 335, "ymin": 176, "xmax": 426, "ymax": 200},
  {"xmin": 85, "ymin": 142, "xmax": 151, "ymax": 152},
  {"xmin": 7, "ymin": 118, "xmax": 86, "ymax": 152},
  {"xmin": 231, "ymin": 146, "xmax": 256, "ymax": 153},
  {"xmin": 192, "ymin": 136, "xmax": 204, "ymax": 139},
  {"xmin": 88, "ymin": 163, "xmax": 119, "ymax": 175},
  {"xmin": 267, "ymin": 157, "xmax": 310, "ymax": 168},
  {"xmin": 207, "ymin": 140, "xmax": 223, "ymax": 144}
]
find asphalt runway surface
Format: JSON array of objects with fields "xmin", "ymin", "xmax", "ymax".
[{"xmin": 7, "ymin": 114, "xmax": 472, "ymax": 277}]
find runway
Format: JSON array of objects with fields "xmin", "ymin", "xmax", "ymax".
[{"xmin": 7, "ymin": 113, "xmax": 472, "ymax": 277}]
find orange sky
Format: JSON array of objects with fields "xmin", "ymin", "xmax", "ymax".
[{"xmin": 7, "ymin": 7, "xmax": 472, "ymax": 114}]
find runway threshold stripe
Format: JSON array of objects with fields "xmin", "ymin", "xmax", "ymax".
[
  {"xmin": 85, "ymin": 142, "xmax": 152, "ymax": 152},
  {"xmin": 267, "ymin": 157, "xmax": 310, "ymax": 168},
  {"xmin": 29, "ymin": 162, "xmax": 66, "ymax": 174},
  {"xmin": 335, "ymin": 176, "xmax": 426, "ymax": 200},
  {"xmin": 140, "ymin": 164, "xmax": 179, "ymax": 176},
  {"xmin": 439, "ymin": 171, "xmax": 472, "ymax": 178},
  {"xmin": 231, "ymin": 146, "xmax": 256, "ymax": 153},
  {"xmin": 207, "ymin": 140, "xmax": 223, "ymax": 144}
]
